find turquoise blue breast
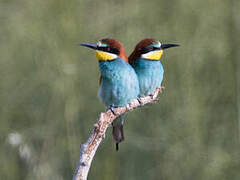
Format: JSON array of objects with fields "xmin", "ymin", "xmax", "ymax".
[
  {"xmin": 132, "ymin": 58, "xmax": 164, "ymax": 96},
  {"xmin": 98, "ymin": 58, "xmax": 139, "ymax": 107}
]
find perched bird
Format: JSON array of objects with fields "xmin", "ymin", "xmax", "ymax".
[
  {"xmin": 80, "ymin": 38, "xmax": 139, "ymax": 151},
  {"xmin": 129, "ymin": 39, "xmax": 179, "ymax": 97}
]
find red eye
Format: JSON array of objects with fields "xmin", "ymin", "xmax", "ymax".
[{"xmin": 149, "ymin": 47, "xmax": 153, "ymax": 51}]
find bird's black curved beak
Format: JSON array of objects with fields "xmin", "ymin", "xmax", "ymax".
[
  {"xmin": 79, "ymin": 43, "xmax": 97, "ymax": 50},
  {"xmin": 161, "ymin": 44, "xmax": 179, "ymax": 50}
]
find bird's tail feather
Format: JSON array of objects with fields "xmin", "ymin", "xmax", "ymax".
[{"xmin": 112, "ymin": 115, "xmax": 125, "ymax": 151}]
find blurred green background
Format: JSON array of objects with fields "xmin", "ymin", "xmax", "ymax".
[{"xmin": 0, "ymin": 0, "xmax": 240, "ymax": 179}]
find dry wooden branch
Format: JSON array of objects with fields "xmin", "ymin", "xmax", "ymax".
[{"xmin": 72, "ymin": 88, "xmax": 161, "ymax": 180}]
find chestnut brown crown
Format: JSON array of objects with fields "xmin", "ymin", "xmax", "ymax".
[
  {"xmin": 129, "ymin": 39, "xmax": 159, "ymax": 65},
  {"xmin": 99, "ymin": 38, "xmax": 128, "ymax": 62}
]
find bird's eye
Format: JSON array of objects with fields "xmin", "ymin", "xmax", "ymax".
[
  {"xmin": 98, "ymin": 46, "xmax": 119, "ymax": 55},
  {"xmin": 141, "ymin": 47, "xmax": 154, "ymax": 54}
]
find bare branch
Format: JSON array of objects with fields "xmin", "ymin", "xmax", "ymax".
[{"xmin": 72, "ymin": 88, "xmax": 161, "ymax": 180}]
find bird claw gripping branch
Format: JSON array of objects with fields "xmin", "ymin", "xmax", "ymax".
[
  {"xmin": 107, "ymin": 106, "xmax": 118, "ymax": 116},
  {"xmin": 137, "ymin": 97, "xmax": 143, "ymax": 106}
]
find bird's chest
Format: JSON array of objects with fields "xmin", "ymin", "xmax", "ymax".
[
  {"xmin": 98, "ymin": 60, "xmax": 133, "ymax": 107},
  {"xmin": 135, "ymin": 60, "xmax": 163, "ymax": 80},
  {"xmin": 134, "ymin": 59, "xmax": 164, "ymax": 96},
  {"xmin": 98, "ymin": 61, "xmax": 125, "ymax": 97},
  {"xmin": 99, "ymin": 61, "xmax": 125, "ymax": 82}
]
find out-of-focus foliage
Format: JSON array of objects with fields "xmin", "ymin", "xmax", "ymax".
[{"xmin": 0, "ymin": 0, "xmax": 239, "ymax": 179}]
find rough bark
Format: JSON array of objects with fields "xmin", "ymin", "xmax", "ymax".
[{"xmin": 72, "ymin": 88, "xmax": 162, "ymax": 180}]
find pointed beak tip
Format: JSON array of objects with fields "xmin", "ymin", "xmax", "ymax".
[
  {"xmin": 78, "ymin": 43, "xmax": 97, "ymax": 50},
  {"xmin": 77, "ymin": 43, "xmax": 84, "ymax": 46},
  {"xmin": 161, "ymin": 43, "xmax": 180, "ymax": 49}
]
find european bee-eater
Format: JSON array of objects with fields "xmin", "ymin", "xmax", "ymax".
[
  {"xmin": 80, "ymin": 38, "xmax": 139, "ymax": 151},
  {"xmin": 129, "ymin": 39, "xmax": 179, "ymax": 97}
]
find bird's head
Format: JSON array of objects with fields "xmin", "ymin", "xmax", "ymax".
[
  {"xmin": 129, "ymin": 38, "xmax": 179, "ymax": 64},
  {"xmin": 80, "ymin": 38, "xmax": 128, "ymax": 62}
]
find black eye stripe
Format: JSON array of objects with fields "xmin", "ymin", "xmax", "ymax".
[
  {"xmin": 97, "ymin": 47, "xmax": 119, "ymax": 55},
  {"xmin": 141, "ymin": 47, "xmax": 160, "ymax": 54}
]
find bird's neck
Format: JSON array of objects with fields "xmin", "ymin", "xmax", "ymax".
[
  {"xmin": 128, "ymin": 50, "xmax": 140, "ymax": 65},
  {"xmin": 131, "ymin": 58, "xmax": 162, "ymax": 71},
  {"xmin": 98, "ymin": 58, "xmax": 123, "ymax": 77},
  {"xmin": 118, "ymin": 50, "xmax": 128, "ymax": 62}
]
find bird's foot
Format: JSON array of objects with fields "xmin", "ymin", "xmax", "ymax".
[
  {"xmin": 149, "ymin": 93, "xmax": 155, "ymax": 101},
  {"xmin": 107, "ymin": 105, "xmax": 117, "ymax": 116},
  {"xmin": 137, "ymin": 97, "xmax": 143, "ymax": 106},
  {"xmin": 149, "ymin": 91, "xmax": 159, "ymax": 102}
]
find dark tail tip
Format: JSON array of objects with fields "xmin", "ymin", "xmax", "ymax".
[{"xmin": 116, "ymin": 143, "xmax": 119, "ymax": 151}]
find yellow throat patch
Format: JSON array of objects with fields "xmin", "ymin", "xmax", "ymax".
[
  {"xmin": 142, "ymin": 50, "xmax": 163, "ymax": 60},
  {"xmin": 94, "ymin": 50, "xmax": 117, "ymax": 61}
]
